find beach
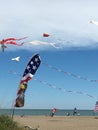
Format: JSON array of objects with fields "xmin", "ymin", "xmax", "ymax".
[{"xmin": 13, "ymin": 115, "xmax": 98, "ymax": 130}]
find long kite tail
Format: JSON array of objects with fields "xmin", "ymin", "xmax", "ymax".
[
  {"xmin": 3, "ymin": 37, "xmax": 28, "ymax": 43},
  {"xmin": 14, "ymin": 37, "xmax": 28, "ymax": 41},
  {"xmin": 49, "ymin": 43, "xmax": 61, "ymax": 49},
  {"xmin": 5, "ymin": 41, "xmax": 25, "ymax": 46},
  {"xmin": 15, "ymin": 42, "xmax": 25, "ymax": 46}
]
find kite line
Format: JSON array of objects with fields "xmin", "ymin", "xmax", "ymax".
[
  {"xmin": 10, "ymin": 71, "xmax": 96, "ymax": 99},
  {"xmin": 33, "ymin": 78, "xmax": 96, "ymax": 99},
  {"xmin": 42, "ymin": 62, "xmax": 98, "ymax": 83}
]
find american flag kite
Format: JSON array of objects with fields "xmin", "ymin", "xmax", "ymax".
[
  {"xmin": 15, "ymin": 53, "xmax": 41, "ymax": 107},
  {"xmin": 94, "ymin": 101, "xmax": 98, "ymax": 112}
]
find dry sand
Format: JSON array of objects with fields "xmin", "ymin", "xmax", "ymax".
[{"xmin": 14, "ymin": 115, "xmax": 98, "ymax": 130}]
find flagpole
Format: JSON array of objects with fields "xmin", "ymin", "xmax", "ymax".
[
  {"xmin": 11, "ymin": 103, "xmax": 15, "ymax": 130},
  {"xmin": 10, "ymin": 97, "xmax": 16, "ymax": 118},
  {"xmin": 11, "ymin": 106, "xmax": 15, "ymax": 120}
]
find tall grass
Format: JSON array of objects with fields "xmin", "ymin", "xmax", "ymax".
[{"xmin": 0, "ymin": 115, "xmax": 25, "ymax": 130}]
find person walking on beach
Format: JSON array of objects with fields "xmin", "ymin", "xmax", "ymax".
[
  {"xmin": 73, "ymin": 107, "xmax": 78, "ymax": 116},
  {"xmin": 50, "ymin": 108, "xmax": 57, "ymax": 117}
]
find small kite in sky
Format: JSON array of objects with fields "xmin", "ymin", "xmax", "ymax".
[
  {"xmin": 90, "ymin": 20, "xmax": 98, "ymax": 26},
  {"xmin": 14, "ymin": 53, "xmax": 41, "ymax": 107},
  {"xmin": 43, "ymin": 33, "xmax": 64, "ymax": 42},
  {"xmin": 43, "ymin": 32, "xmax": 71, "ymax": 48},
  {"xmin": 0, "ymin": 37, "xmax": 27, "ymax": 52},
  {"xmin": 43, "ymin": 33, "xmax": 50, "ymax": 37},
  {"xmin": 11, "ymin": 56, "xmax": 20, "ymax": 62},
  {"xmin": 29, "ymin": 40, "xmax": 60, "ymax": 49},
  {"xmin": 43, "ymin": 33, "xmax": 63, "ymax": 48}
]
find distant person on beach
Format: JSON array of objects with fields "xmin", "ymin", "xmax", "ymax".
[
  {"xmin": 73, "ymin": 107, "xmax": 78, "ymax": 116},
  {"xmin": 50, "ymin": 108, "xmax": 57, "ymax": 117}
]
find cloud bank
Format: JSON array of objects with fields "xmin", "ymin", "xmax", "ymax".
[{"xmin": 0, "ymin": 0, "xmax": 98, "ymax": 51}]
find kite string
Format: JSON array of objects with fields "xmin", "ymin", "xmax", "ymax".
[
  {"xmin": 49, "ymin": 34, "xmax": 69, "ymax": 44},
  {"xmin": 10, "ymin": 70, "xmax": 96, "ymax": 99},
  {"xmin": 42, "ymin": 62, "xmax": 98, "ymax": 82},
  {"xmin": 10, "ymin": 71, "xmax": 96, "ymax": 99},
  {"xmin": 33, "ymin": 78, "xmax": 96, "ymax": 99}
]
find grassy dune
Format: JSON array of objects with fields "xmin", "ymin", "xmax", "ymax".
[{"xmin": 0, "ymin": 115, "xmax": 24, "ymax": 130}]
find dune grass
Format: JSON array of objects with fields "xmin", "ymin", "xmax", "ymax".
[{"xmin": 0, "ymin": 115, "xmax": 25, "ymax": 130}]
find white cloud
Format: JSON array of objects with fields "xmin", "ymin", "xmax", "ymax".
[{"xmin": 0, "ymin": 0, "xmax": 98, "ymax": 51}]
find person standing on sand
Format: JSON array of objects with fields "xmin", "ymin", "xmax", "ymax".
[
  {"xmin": 73, "ymin": 107, "xmax": 78, "ymax": 116},
  {"xmin": 50, "ymin": 108, "xmax": 57, "ymax": 117}
]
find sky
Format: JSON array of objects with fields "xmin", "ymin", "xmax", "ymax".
[{"xmin": 0, "ymin": 0, "xmax": 98, "ymax": 110}]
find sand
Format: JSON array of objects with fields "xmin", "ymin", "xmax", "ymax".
[{"xmin": 13, "ymin": 115, "xmax": 98, "ymax": 130}]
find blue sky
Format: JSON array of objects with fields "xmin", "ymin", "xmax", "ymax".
[{"xmin": 0, "ymin": 0, "xmax": 98, "ymax": 110}]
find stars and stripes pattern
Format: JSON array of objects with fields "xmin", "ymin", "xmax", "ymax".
[
  {"xmin": 94, "ymin": 101, "xmax": 98, "ymax": 112},
  {"xmin": 15, "ymin": 53, "xmax": 41, "ymax": 107},
  {"xmin": 20, "ymin": 54, "xmax": 41, "ymax": 84}
]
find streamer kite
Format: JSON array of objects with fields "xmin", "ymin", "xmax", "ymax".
[
  {"xmin": 29, "ymin": 40, "xmax": 60, "ymax": 49},
  {"xmin": 43, "ymin": 32, "xmax": 72, "ymax": 42},
  {"xmin": 43, "ymin": 33, "xmax": 64, "ymax": 49},
  {"xmin": 14, "ymin": 53, "xmax": 41, "ymax": 107},
  {"xmin": 0, "ymin": 37, "xmax": 27, "ymax": 52}
]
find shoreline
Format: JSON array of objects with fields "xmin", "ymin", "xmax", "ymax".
[{"xmin": 0, "ymin": 109, "xmax": 97, "ymax": 116}]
